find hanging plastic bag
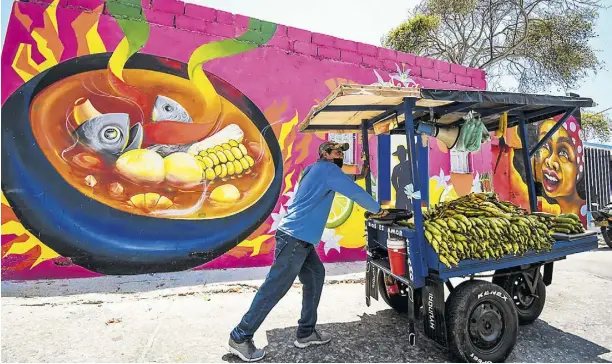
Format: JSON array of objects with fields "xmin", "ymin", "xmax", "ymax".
[{"xmin": 454, "ymin": 111, "xmax": 491, "ymax": 152}]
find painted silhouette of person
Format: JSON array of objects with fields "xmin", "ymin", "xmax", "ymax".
[{"xmin": 391, "ymin": 145, "xmax": 413, "ymax": 210}]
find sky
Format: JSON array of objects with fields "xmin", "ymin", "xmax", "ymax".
[{"xmin": 1, "ymin": 0, "xmax": 611, "ymax": 113}]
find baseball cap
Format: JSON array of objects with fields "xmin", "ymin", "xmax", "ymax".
[{"xmin": 319, "ymin": 141, "xmax": 350, "ymax": 156}]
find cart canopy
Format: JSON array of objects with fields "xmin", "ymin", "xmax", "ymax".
[{"xmin": 298, "ymin": 84, "xmax": 595, "ymax": 133}]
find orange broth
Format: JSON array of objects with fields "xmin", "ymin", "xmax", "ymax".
[{"xmin": 30, "ymin": 69, "xmax": 274, "ymax": 220}]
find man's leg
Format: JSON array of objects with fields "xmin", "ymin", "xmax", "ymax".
[
  {"xmin": 294, "ymin": 245, "xmax": 330, "ymax": 348},
  {"xmin": 229, "ymin": 232, "xmax": 310, "ymax": 360}
]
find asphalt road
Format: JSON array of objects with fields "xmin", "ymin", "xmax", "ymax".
[{"xmin": 2, "ymin": 243, "xmax": 611, "ymax": 363}]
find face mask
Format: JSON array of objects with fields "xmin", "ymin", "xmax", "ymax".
[{"xmin": 333, "ymin": 158, "xmax": 344, "ymax": 168}]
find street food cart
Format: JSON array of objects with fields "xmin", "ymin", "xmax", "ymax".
[{"xmin": 298, "ymin": 85, "xmax": 599, "ymax": 362}]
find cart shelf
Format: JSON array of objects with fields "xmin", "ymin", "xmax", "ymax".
[
  {"xmin": 427, "ymin": 232, "xmax": 599, "ymax": 280},
  {"xmin": 367, "ymin": 220, "xmax": 598, "ymax": 281}
]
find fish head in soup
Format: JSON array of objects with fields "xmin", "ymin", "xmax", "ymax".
[
  {"xmin": 151, "ymin": 95, "xmax": 193, "ymax": 123},
  {"xmin": 74, "ymin": 113, "xmax": 143, "ymax": 160}
]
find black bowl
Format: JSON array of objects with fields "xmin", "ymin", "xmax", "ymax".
[{"xmin": 1, "ymin": 53, "xmax": 283, "ymax": 275}]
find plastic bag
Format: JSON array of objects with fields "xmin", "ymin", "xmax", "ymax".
[{"xmin": 454, "ymin": 111, "xmax": 491, "ymax": 152}]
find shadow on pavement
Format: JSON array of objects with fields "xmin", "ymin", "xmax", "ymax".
[{"xmin": 222, "ymin": 309, "xmax": 610, "ymax": 363}]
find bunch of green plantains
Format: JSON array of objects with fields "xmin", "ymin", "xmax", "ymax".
[
  {"xmin": 420, "ymin": 193, "xmax": 583, "ymax": 268},
  {"xmin": 533, "ymin": 212, "xmax": 586, "ymax": 234}
]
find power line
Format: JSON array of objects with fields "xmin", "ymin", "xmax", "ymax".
[{"xmin": 588, "ymin": 106, "xmax": 612, "ymax": 116}]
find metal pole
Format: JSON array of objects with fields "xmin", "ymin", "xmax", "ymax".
[
  {"xmin": 417, "ymin": 135, "xmax": 430, "ymax": 210},
  {"xmin": 361, "ymin": 120, "xmax": 373, "ymax": 196},
  {"xmin": 518, "ymin": 117, "xmax": 538, "ymax": 212},
  {"xmin": 529, "ymin": 107, "xmax": 577, "ymax": 158},
  {"xmin": 403, "ymin": 98, "xmax": 427, "ymax": 285},
  {"xmin": 377, "ymin": 134, "xmax": 391, "ymax": 204}
]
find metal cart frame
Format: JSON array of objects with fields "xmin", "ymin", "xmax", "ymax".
[{"xmin": 299, "ymin": 86, "xmax": 599, "ymax": 361}]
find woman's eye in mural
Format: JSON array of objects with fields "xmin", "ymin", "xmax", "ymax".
[
  {"xmin": 537, "ymin": 141, "xmax": 552, "ymax": 161},
  {"xmin": 555, "ymin": 137, "xmax": 575, "ymax": 162}
]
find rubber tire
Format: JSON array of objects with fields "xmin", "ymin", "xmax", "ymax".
[
  {"xmin": 446, "ymin": 280, "xmax": 518, "ymax": 363},
  {"xmin": 493, "ymin": 273, "xmax": 546, "ymax": 325},
  {"xmin": 602, "ymin": 227, "xmax": 612, "ymax": 249},
  {"xmin": 378, "ymin": 272, "xmax": 409, "ymax": 313}
]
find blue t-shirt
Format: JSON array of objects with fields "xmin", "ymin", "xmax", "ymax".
[{"xmin": 277, "ymin": 160, "xmax": 381, "ymax": 245}]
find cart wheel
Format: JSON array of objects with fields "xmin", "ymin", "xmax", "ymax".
[
  {"xmin": 493, "ymin": 272, "xmax": 546, "ymax": 325},
  {"xmin": 446, "ymin": 280, "xmax": 518, "ymax": 363},
  {"xmin": 602, "ymin": 227, "xmax": 612, "ymax": 249},
  {"xmin": 378, "ymin": 272, "xmax": 408, "ymax": 313}
]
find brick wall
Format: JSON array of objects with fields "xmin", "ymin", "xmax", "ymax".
[{"xmin": 35, "ymin": 0, "xmax": 487, "ymax": 89}]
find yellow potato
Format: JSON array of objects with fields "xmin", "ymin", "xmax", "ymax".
[
  {"xmin": 116, "ymin": 149, "xmax": 165, "ymax": 184},
  {"xmin": 210, "ymin": 184, "xmax": 240, "ymax": 203},
  {"xmin": 163, "ymin": 152, "xmax": 202, "ymax": 188}
]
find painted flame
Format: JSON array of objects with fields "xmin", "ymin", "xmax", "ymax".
[
  {"xmin": 1, "ymin": 193, "xmax": 60, "ymax": 269},
  {"xmin": 10, "ymin": 0, "xmax": 107, "ymax": 82},
  {"xmin": 5, "ymin": 2, "xmax": 108, "ymax": 271},
  {"xmin": 71, "ymin": 4, "xmax": 106, "ymax": 56},
  {"xmin": 11, "ymin": 0, "xmax": 63, "ymax": 81}
]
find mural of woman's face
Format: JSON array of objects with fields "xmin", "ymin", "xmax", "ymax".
[{"xmin": 535, "ymin": 120, "xmax": 579, "ymax": 198}]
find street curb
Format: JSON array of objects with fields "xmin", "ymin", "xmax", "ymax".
[{"xmin": 1, "ymin": 261, "xmax": 366, "ymax": 298}]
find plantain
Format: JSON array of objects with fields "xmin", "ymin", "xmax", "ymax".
[{"xmin": 439, "ymin": 255, "xmax": 452, "ymax": 268}]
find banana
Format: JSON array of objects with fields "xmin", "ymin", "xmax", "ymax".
[
  {"xmin": 447, "ymin": 219, "xmax": 460, "ymax": 231},
  {"xmin": 420, "ymin": 192, "xmax": 562, "ymax": 268},
  {"xmin": 435, "ymin": 219, "xmax": 449, "ymax": 230}
]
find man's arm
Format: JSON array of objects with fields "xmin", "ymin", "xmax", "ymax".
[{"xmin": 326, "ymin": 165, "xmax": 381, "ymax": 213}]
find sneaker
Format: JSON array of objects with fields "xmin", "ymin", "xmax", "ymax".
[
  {"xmin": 294, "ymin": 329, "xmax": 331, "ymax": 349},
  {"xmin": 228, "ymin": 337, "xmax": 266, "ymax": 362}
]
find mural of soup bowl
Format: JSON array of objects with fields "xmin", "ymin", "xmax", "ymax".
[{"xmin": 1, "ymin": 53, "xmax": 283, "ymax": 275}]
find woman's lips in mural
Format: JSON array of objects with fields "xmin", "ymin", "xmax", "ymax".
[{"xmin": 542, "ymin": 168, "xmax": 561, "ymax": 192}]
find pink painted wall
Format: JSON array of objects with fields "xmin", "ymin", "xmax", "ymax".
[{"xmin": 1, "ymin": 0, "xmax": 487, "ymax": 280}]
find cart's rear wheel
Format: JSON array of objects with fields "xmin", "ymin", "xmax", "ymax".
[
  {"xmin": 602, "ymin": 227, "xmax": 612, "ymax": 248},
  {"xmin": 493, "ymin": 271, "xmax": 546, "ymax": 325},
  {"xmin": 378, "ymin": 272, "xmax": 409, "ymax": 313},
  {"xmin": 446, "ymin": 280, "xmax": 518, "ymax": 363}
]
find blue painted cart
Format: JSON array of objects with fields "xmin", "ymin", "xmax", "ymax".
[{"xmin": 298, "ymin": 85, "xmax": 599, "ymax": 362}]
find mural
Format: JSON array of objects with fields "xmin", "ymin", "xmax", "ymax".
[
  {"xmin": 1, "ymin": 0, "xmax": 484, "ymax": 280},
  {"xmin": 493, "ymin": 113, "xmax": 588, "ymax": 225},
  {"xmin": 387, "ymin": 131, "xmax": 493, "ymax": 210}
]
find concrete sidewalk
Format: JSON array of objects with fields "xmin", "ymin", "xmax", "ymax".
[{"xmin": 2, "ymin": 246, "xmax": 612, "ymax": 363}]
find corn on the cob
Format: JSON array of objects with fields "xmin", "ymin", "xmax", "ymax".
[
  {"xmin": 193, "ymin": 143, "xmax": 255, "ymax": 182},
  {"xmin": 186, "ymin": 124, "xmax": 244, "ymax": 155},
  {"xmin": 184, "ymin": 124, "xmax": 258, "ymax": 182}
]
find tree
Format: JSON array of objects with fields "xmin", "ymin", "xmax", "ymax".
[
  {"xmin": 382, "ymin": 0, "xmax": 605, "ymax": 93},
  {"xmin": 581, "ymin": 111, "xmax": 612, "ymax": 143}
]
